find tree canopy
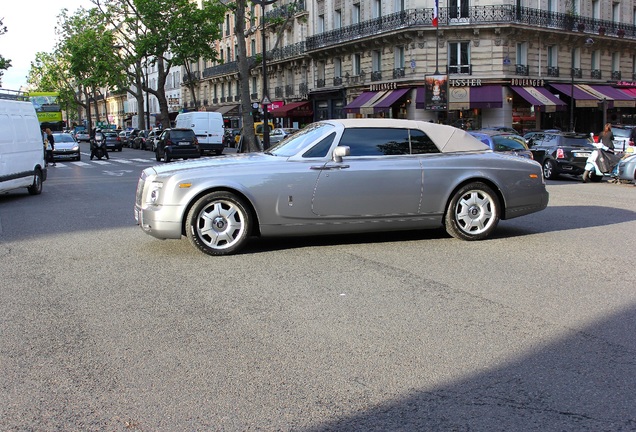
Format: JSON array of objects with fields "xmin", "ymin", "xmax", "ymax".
[{"xmin": 0, "ymin": 18, "xmax": 12, "ymax": 86}]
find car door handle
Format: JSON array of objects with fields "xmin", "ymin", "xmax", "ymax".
[{"xmin": 310, "ymin": 164, "xmax": 350, "ymax": 170}]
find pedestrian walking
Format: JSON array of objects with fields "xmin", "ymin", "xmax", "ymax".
[
  {"xmin": 599, "ymin": 123, "xmax": 615, "ymax": 153},
  {"xmin": 45, "ymin": 128, "xmax": 55, "ymax": 166}
]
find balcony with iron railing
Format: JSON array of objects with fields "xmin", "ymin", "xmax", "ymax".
[
  {"xmin": 306, "ymin": 5, "xmax": 636, "ymax": 51},
  {"xmin": 515, "ymin": 64, "xmax": 529, "ymax": 76},
  {"xmin": 285, "ymin": 85, "xmax": 294, "ymax": 97},
  {"xmin": 371, "ymin": 71, "xmax": 382, "ymax": 82},
  {"xmin": 547, "ymin": 66, "xmax": 560, "ymax": 77},
  {"xmin": 572, "ymin": 68, "xmax": 583, "ymax": 79},
  {"xmin": 590, "ymin": 69, "xmax": 602, "ymax": 79},
  {"xmin": 611, "ymin": 71, "xmax": 621, "ymax": 80},
  {"xmin": 264, "ymin": 0, "xmax": 307, "ymax": 21},
  {"xmin": 393, "ymin": 68, "xmax": 405, "ymax": 79},
  {"xmin": 448, "ymin": 64, "xmax": 472, "ymax": 75},
  {"xmin": 316, "ymin": 79, "xmax": 325, "ymax": 88},
  {"xmin": 275, "ymin": 87, "xmax": 284, "ymax": 98},
  {"xmin": 333, "ymin": 77, "xmax": 343, "ymax": 86}
]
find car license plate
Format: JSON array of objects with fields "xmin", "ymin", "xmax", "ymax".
[
  {"xmin": 179, "ymin": 141, "xmax": 189, "ymax": 146},
  {"xmin": 574, "ymin": 152, "xmax": 590, "ymax": 158}
]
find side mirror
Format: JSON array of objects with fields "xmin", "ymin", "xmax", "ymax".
[{"xmin": 333, "ymin": 145, "xmax": 350, "ymax": 163}]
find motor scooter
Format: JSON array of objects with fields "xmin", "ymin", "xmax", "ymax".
[
  {"xmin": 90, "ymin": 134, "xmax": 109, "ymax": 160},
  {"xmin": 582, "ymin": 143, "xmax": 621, "ymax": 182}
]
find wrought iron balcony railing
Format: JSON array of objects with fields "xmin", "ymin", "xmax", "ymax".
[
  {"xmin": 611, "ymin": 71, "xmax": 621, "ymax": 80},
  {"xmin": 515, "ymin": 64, "xmax": 529, "ymax": 76},
  {"xmin": 299, "ymin": 82, "xmax": 308, "ymax": 97},
  {"xmin": 392, "ymin": 68, "xmax": 405, "ymax": 79},
  {"xmin": 547, "ymin": 66, "xmax": 559, "ymax": 77},
  {"xmin": 316, "ymin": 79, "xmax": 325, "ymax": 88},
  {"xmin": 306, "ymin": 5, "xmax": 636, "ymax": 52},
  {"xmin": 371, "ymin": 71, "xmax": 382, "ymax": 81},
  {"xmin": 333, "ymin": 77, "xmax": 343, "ymax": 86},
  {"xmin": 285, "ymin": 85, "xmax": 294, "ymax": 96},
  {"xmin": 264, "ymin": 0, "xmax": 307, "ymax": 21},
  {"xmin": 572, "ymin": 68, "xmax": 583, "ymax": 79},
  {"xmin": 275, "ymin": 87, "xmax": 284, "ymax": 98},
  {"xmin": 591, "ymin": 69, "xmax": 602, "ymax": 79},
  {"xmin": 448, "ymin": 64, "xmax": 472, "ymax": 75}
]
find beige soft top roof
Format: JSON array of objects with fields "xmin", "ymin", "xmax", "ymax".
[{"xmin": 327, "ymin": 118, "xmax": 490, "ymax": 153}]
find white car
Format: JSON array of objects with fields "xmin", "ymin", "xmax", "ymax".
[{"xmin": 611, "ymin": 126, "xmax": 633, "ymax": 153}]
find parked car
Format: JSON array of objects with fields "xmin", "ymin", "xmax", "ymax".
[
  {"xmin": 523, "ymin": 129, "xmax": 561, "ymax": 147},
  {"xmin": 118, "ymin": 130, "xmax": 133, "ymax": 147},
  {"xmin": 131, "ymin": 130, "xmax": 148, "ymax": 150},
  {"xmin": 135, "ymin": 119, "xmax": 549, "ymax": 256},
  {"xmin": 610, "ymin": 125, "xmax": 634, "ymax": 153},
  {"xmin": 147, "ymin": 129, "xmax": 161, "ymax": 151},
  {"xmin": 51, "ymin": 132, "xmax": 81, "ymax": 161},
  {"xmin": 615, "ymin": 153, "xmax": 636, "ymax": 184},
  {"xmin": 155, "ymin": 128, "xmax": 201, "ymax": 162},
  {"xmin": 528, "ymin": 132, "xmax": 595, "ymax": 180},
  {"xmin": 269, "ymin": 127, "xmax": 300, "ymax": 145},
  {"xmin": 101, "ymin": 130, "xmax": 122, "ymax": 152},
  {"xmin": 468, "ymin": 130, "xmax": 533, "ymax": 159}
]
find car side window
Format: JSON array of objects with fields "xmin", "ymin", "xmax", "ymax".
[
  {"xmin": 303, "ymin": 132, "xmax": 336, "ymax": 158},
  {"xmin": 410, "ymin": 129, "xmax": 440, "ymax": 154},
  {"xmin": 339, "ymin": 128, "xmax": 410, "ymax": 156}
]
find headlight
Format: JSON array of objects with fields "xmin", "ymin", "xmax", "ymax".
[
  {"xmin": 72, "ymin": 145, "xmax": 79, "ymax": 151},
  {"xmin": 147, "ymin": 181, "xmax": 163, "ymax": 204}
]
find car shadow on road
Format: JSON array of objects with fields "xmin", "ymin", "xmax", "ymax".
[{"xmin": 300, "ymin": 304, "xmax": 636, "ymax": 431}]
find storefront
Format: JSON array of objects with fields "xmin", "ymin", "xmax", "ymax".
[
  {"xmin": 268, "ymin": 101, "xmax": 313, "ymax": 128},
  {"xmin": 343, "ymin": 84, "xmax": 412, "ymax": 119}
]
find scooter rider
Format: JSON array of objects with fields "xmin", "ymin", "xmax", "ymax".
[{"xmin": 90, "ymin": 128, "xmax": 109, "ymax": 160}]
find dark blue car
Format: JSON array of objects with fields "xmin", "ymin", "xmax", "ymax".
[{"xmin": 469, "ymin": 130, "xmax": 533, "ymax": 160}]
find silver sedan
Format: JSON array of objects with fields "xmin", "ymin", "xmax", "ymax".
[{"xmin": 135, "ymin": 119, "xmax": 549, "ymax": 255}]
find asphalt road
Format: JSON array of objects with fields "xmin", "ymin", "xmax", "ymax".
[{"xmin": 1, "ymin": 145, "xmax": 635, "ymax": 431}]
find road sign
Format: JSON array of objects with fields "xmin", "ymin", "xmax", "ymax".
[{"xmin": 261, "ymin": 96, "xmax": 271, "ymax": 106}]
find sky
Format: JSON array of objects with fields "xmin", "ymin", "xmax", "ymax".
[{"xmin": 0, "ymin": 0, "xmax": 94, "ymax": 90}]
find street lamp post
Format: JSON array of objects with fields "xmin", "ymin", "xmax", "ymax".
[{"xmin": 253, "ymin": 0, "xmax": 277, "ymax": 150}]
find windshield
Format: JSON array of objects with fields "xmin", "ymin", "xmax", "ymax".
[
  {"xmin": 170, "ymin": 130, "xmax": 195, "ymax": 141},
  {"xmin": 269, "ymin": 123, "xmax": 336, "ymax": 157},
  {"xmin": 53, "ymin": 134, "xmax": 75, "ymax": 143},
  {"xmin": 612, "ymin": 127, "xmax": 631, "ymax": 138},
  {"xmin": 562, "ymin": 137, "xmax": 594, "ymax": 148},
  {"xmin": 493, "ymin": 135, "xmax": 528, "ymax": 151}
]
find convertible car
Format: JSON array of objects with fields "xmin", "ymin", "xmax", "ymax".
[{"xmin": 135, "ymin": 119, "xmax": 549, "ymax": 255}]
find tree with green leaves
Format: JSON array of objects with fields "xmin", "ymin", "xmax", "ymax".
[
  {"xmin": 0, "ymin": 18, "xmax": 12, "ymax": 86},
  {"xmin": 95, "ymin": 0, "xmax": 225, "ymax": 129}
]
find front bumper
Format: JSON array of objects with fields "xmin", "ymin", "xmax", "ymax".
[{"xmin": 135, "ymin": 203, "xmax": 185, "ymax": 240}]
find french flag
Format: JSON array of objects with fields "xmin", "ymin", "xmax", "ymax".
[{"xmin": 432, "ymin": 0, "xmax": 439, "ymax": 27}]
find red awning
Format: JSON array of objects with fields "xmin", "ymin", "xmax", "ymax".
[{"xmin": 269, "ymin": 101, "xmax": 313, "ymax": 118}]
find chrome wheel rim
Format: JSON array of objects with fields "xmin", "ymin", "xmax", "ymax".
[
  {"xmin": 196, "ymin": 200, "xmax": 245, "ymax": 250},
  {"xmin": 454, "ymin": 190, "xmax": 496, "ymax": 235},
  {"xmin": 543, "ymin": 162, "xmax": 552, "ymax": 179}
]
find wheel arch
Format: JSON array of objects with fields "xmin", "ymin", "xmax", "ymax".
[
  {"xmin": 180, "ymin": 187, "xmax": 261, "ymax": 237},
  {"xmin": 442, "ymin": 177, "xmax": 507, "ymax": 224}
]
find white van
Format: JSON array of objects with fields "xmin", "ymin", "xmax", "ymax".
[
  {"xmin": 175, "ymin": 111, "xmax": 224, "ymax": 155},
  {"xmin": 0, "ymin": 95, "xmax": 47, "ymax": 195}
]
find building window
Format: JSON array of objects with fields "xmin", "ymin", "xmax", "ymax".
[
  {"xmin": 334, "ymin": 57, "xmax": 342, "ymax": 78},
  {"xmin": 334, "ymin": 9, "xmax": 341, "ymax": 29},
  {"xmin": 591, "ymin": 49, "xmax": 600, "ymax": 70},
  {"xmin": 394, "ymin": 46, "xmax": 405, "ymax": 69},
  {"xmin": 612, "ymin": 2, "xmax": 620, "ymax": 22},
  {"xmin": 250, "ymin": 5, "xmax": 256, "ymax": 27},
  {"xmin": 354, "ymin": 53, "xmax": 362, "ymax": 75},
  {"xmin": 448, "ymin": 41, "xmax": 470, "ymax": 74},
  {"xmin": 547, "ymin": 45, "xmax": 559, "ymax": 76},
  {"xmin": 592, "ymin": 0, "xmax": 600, "ymax": 19},
  {"xmin": 373, "ymin": 0, "xmax": 381, "ymax": 19},
  {"xmin": 226, "ymin": 15, "xmax": 231, "ymax": 36},
  {"xmin": 612, "ymin": 52, "xmax": 620, "ymax": 72},
  {"xmin": 449, "ymin": 0, "xmax": 469, "ymax": 19},
  {"xmin": 318, "ymin": 14, "xmax": 324, "ymax": 33},
  {"xmin": 353, "ymin": 3, "xmax": 361, "ymax": 24},
  {"xmin": 251, "ymin": 39, "xmax": 256, "ymax": 57},
  {"xmin": 394, "ymin": 0, "xmax": 405, "ymax": 13}
]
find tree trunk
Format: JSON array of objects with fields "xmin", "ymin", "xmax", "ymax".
[{"xmin": 235, "ymin": 0, "xmax": 258, "ymax": 152}]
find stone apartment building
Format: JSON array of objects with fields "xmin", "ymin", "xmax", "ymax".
[{"xmin": 178, "ymin": 0, "xmax": 636, "ymax": 135}]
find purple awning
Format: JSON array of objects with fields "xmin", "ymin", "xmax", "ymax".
[
  {"xmin": 416, "ymin": 87, "xmax": 426, "ymax": 109},
  {"xmin": 549, "ymin": 83, "xmax": 599, "ymax": 107},
  {"xmin": 373, "ymin": 88, "xmax": 410, "ymax": 113},
  {"xmin": 582, "ymin": 85, "xmax": 636, "ymax": 108},
  {"xmin": 510, "ymin": 86, "xmax": 567, "ymax": 112},
  {"xmin": 344, "ymin": 91, "xmax": 378, "ymax": 114},
  {"xmin": 470, "ymin": 86, "xmax": 503, "ymax": 109}
]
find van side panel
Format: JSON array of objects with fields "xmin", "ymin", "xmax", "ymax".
[
  {"xmin": 0, "ymin": 99, "xmax": 47, "ymax": 194},
  {"xmin": 175, "ymin": 112, "xmax": 224, "ymax": 154}
]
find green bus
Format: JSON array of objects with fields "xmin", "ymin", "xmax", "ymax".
[{"xmin": 28, "ymin": 91, "xmax": 64, "ymax": 131}]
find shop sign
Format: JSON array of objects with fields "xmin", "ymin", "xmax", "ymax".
[
  {"xmin": 449, "ymin": 78, "xmax": 482, "ymax": 87},
  {"xmin": 370, "ymin": 82, "xmax": 398, "ymax": 92},
  {"xmin": 510, "ymin": 78, "xmax": 546, "ymax": 87},
  {"xmin": 616, "ymin": 81, "xmax": 636, "ymax": 87}
]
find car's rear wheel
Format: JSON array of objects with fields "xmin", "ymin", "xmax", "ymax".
[
  {"xmin": 186, "ymin": 191, "xmax": 251, "ymax": 256},
  {"xmin": 27, "ymin": 169, "xmax": 43, "ymax": 195},
  {"xmin": 445, "ymin": 182, "xmax": 499, "ymax": 241},
  {"xmin": 542, "ymin": 159, "xmax": 558, "ymax": 180}
]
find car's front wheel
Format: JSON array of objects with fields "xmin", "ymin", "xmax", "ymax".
[
  {"xmin": 542, "ymin": 159, "xmax": 559, "ymax": 180},
  {"xmin": 186, "ymin": 191, "xmax": 252, "ymax": 256},
  {"xmin": 445, "ymin": 182, "xmax": 500, "ymax": 241}
]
